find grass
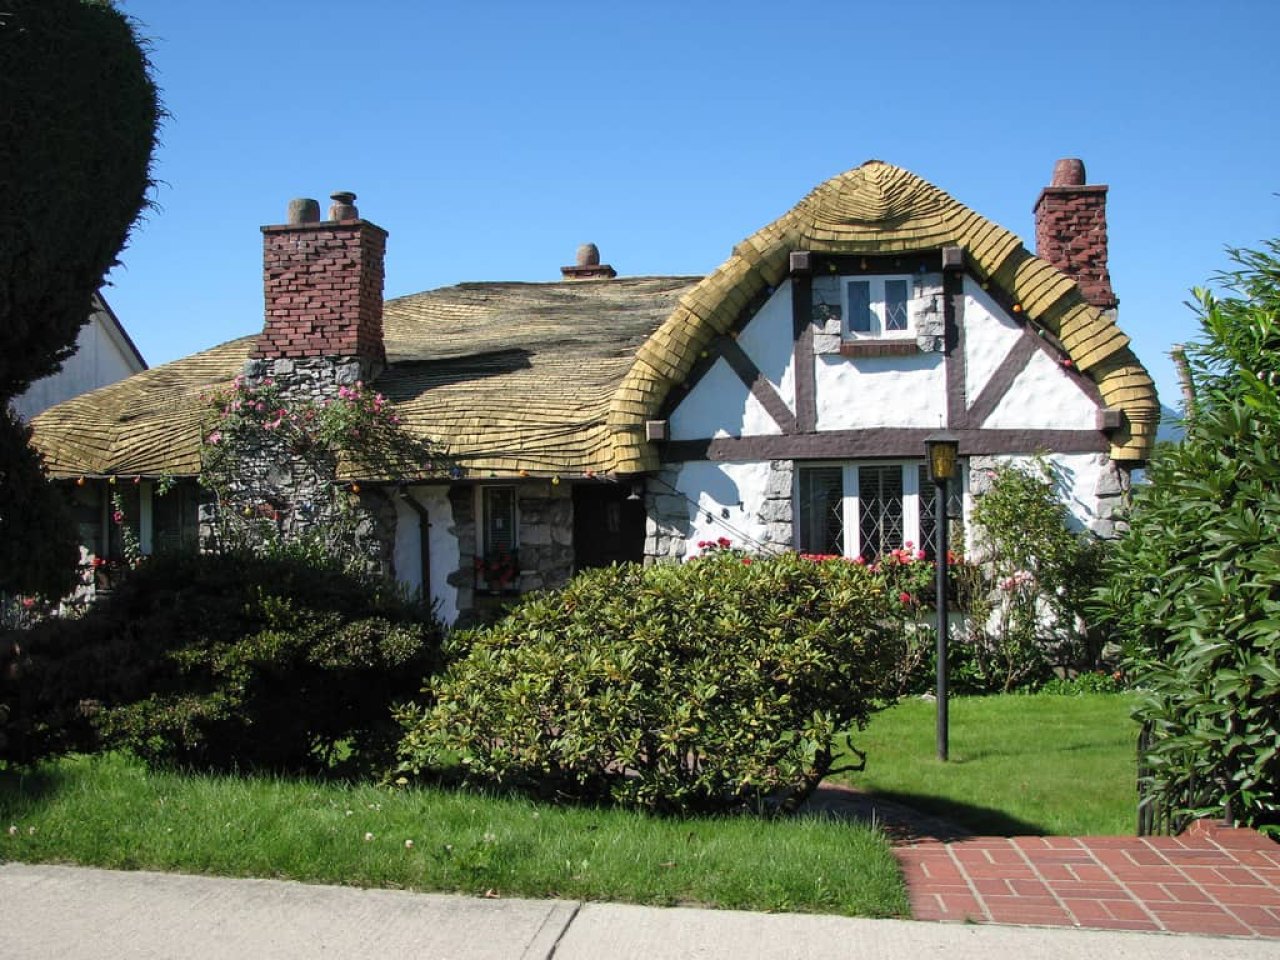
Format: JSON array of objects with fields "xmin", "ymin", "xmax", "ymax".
[
  {"xmin": 0, "ymin": 752, "xmax": 907, "ymax": 918},
  {"xmin": 836, "ymin": 692, "xmax": 1140, "ymax": 836}
]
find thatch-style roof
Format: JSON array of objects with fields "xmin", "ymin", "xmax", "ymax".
[
  {"xmin": 31, "ymin": 160, "xmax": 1158, "ymax": 480},
  {"xmin": 608, "ymin": 160, "xmax": 1158, "ymax": 471},
  {"xmin": 31, "ymin": 277, "xmax": 698, "ymax": 479}
]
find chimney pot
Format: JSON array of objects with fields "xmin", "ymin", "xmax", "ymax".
[
  {"xmin": 1051, "ymin": 158, "xmax": 1087, "ymax": 187},
  {"xmin": 560, "ymin": 242, "xmax": 616, "ymax": 281},
  {"xmin": 287, "ymin": 198, "xmax": 321, "ymax": 225},
  {"xmin": 329, "ymin": 191, "xmax": 359, "ymax": 221}
]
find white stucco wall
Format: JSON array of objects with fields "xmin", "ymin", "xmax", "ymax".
[
  {"xmin": 735, "ymin": 280, "xmax": 796, "ymax": 413},
  {"xmin": 11, "ymin": 301, "xmax": 145, "ymax": 421},
  {"xmin": 962, "ymin": 279, "xmax": 1024, "ymax": 401},
  {"xmin": 669, "ymin": 358, "xmax": 780, "ymax": 439},
  {"xmin": 394, "ymin": 486, "xmax": 459, "ymax": 624},
  {"xmin": 813, "ymin": 351, "xmax": 947, "ymax": 430},
  {"xmin": 981, "ymin": 350, "xmax": 1098, "ymax": 430},
  {"xmin": 670, "ymin": 460, "xmax": 773, "ymax": 559}
]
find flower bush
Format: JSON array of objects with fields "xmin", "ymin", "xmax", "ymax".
[
  {"xmin": 397, "ymin": 549, "xmax": 916, "ymax": 814},
  {"xmin": 199, "ymin": 375, "xmax": 446, "ymax": 566},
  {"xmin": 963, "ymin": 459, "xmax": 1108, "ymax": 692}
]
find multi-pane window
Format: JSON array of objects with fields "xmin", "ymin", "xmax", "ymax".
[
  {"xmin": 843, "ymin": 276, "xmax": 913, "ymax": 338},
  {"xmin": 796, "ymin": 462, "xmax": 964, "ymax": 561},
  {"xmin": 857, "ymin": 464, "xmax": 905, "ymax": 560},
  {"xmin": 478, "ymin": 486, "xmax": 519, "ymax": 591}
]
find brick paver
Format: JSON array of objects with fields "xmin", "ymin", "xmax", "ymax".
[{"xmin": 897, "ymin": 820, "xmax": 1280, "ymax": 938}]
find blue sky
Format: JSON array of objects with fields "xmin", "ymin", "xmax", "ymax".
[{"xmin": 110, "ymin": 0, "xmax": 1279, "ymax": 409}]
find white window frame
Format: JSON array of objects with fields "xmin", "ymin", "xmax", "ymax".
[
  {"xmin": 842, "ymin": 275, "xmax": 915, "ymax": 339},
  {"xmin": 794, "ymin": 460, "xmax": 965, "ymax": 560}
]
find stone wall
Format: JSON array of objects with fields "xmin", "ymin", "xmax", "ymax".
[
  {"xmin": 515, "ymin": 481, "xmax": 574, "ymax": 592},
  {"xmin": 447, "ymin": 481, "xmax": 575, "ymax": 623},
  {"xmin": 754, "ymin": 460, "xmax": 796, "ymax": 552},
  {"xmin": 643, "ymin": 466, "xmax": 692, "ymax": 562},
  {"xmin": 202, "ymin": 355, "xmax": 383, "ymax": 568}
]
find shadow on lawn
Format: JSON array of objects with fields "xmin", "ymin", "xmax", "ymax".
[
  {"xmin": 862, "ymin": 788, "xmax": 1048, "ymax": 837},
  {"xmin": 0, "ymin": 763, "xmax": 70, "ymax": 808}
]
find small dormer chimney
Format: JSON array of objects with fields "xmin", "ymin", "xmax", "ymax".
[
  {"xmin": 254, "ymin": 190, "xmax": 387, "ymax": 372},
  {"xmin": 560, "ymin": 242, "xmax": 616, "ymax": 281},
  {"xmin": 1033, "ymin": 159, "xmax": 1117, "ymax": 311}
]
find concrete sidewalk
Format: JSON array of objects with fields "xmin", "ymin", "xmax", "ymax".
[{"xmin": 2, "ymin": 862, "xmax": 1277, "ymax": 960}]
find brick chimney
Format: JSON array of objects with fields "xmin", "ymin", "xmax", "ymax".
[
  {"xmin": 1033, "ymin": 159, "xmax": 1117, "ymax": 311},
  {"xmin": 253, "ymin": 191, "xmax": 388, "ymax": 372},
  {"xmin": 560, "ymin": 242, "xmax": 616, "ymax": 281}
]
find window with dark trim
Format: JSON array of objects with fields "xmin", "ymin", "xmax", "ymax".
[{"xmin": 477, "ymin": 486, "xmax": 518, "ymax": 591}]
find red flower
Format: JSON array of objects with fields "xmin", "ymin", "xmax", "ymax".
[
  {"xmin": 898, "ymin": 592, "xmax": 913, "ymax": 605},
  {"xmin": 112, "ymin": 510, "xmax": 125, "ymax": 524}
]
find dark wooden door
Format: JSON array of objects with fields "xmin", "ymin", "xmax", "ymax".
[{"xmin": 573, "ymin": 484, "xmax": 645, "ymax": 570}]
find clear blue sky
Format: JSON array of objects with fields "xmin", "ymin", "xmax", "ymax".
[{"xmin": 110, "ymin": 0, "xmax": 1279, "ymax": 410}]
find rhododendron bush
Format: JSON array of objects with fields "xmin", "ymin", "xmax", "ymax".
[{"xmin": 397, "ymin": 549, "xmax": 924, "ymax": 814}]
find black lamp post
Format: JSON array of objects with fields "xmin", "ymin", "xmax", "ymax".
[{"xmin": 925, "ymin": 432, "xmax": 960, "ymax": 762}]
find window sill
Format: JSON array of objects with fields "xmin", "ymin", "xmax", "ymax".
[{"xmin": 839, "ymin": 339, "xmax": 920, "ymax": 358}]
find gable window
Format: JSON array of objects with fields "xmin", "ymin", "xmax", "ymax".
[
  {"xmin": 477, "ymin": 486, "xmax": 518, "ymax": 592},
  {"xmin": 843, "ymin": 276, "xmax": 912, "ymax": 338},
  {"xmin": 796, "ymin": 461, "xmax": 964, "ymax": 561}
]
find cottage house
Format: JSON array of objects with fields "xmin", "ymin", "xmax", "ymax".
[
  {"xmin": 10, "ymin": 293, "xmax": 146, "ymax": 422},
  {"xmin": 30, "ymin": 159, "xmax": 1158, "ymax": 623}
]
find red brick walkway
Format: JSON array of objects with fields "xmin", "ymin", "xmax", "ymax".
[{"xmin": 897, "ymin": 821, "xmax": 1280, "ymax": 938}]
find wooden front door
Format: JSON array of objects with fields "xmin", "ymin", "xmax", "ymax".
[{"xmin": 573, "ymin": 484, "xmax": 645, "ymax": 570}]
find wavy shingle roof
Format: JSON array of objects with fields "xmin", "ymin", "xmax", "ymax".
[
  {"xmin": 31, "ymin": 277, "xmax": 698, "ymax": 479},
  {"xmin": 607, "ymin": 160, "xmax": 1158, "ymax": 471},
  {"xmin": 32, "ymin": 160, "xmax": 1158, "ymax": 480}
]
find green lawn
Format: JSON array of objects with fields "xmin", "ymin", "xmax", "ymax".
[
  {"xmin": 0, "ymin": 752, "xmax": 907, "ymax": 918},
  {"xmin": 837, "ymin": 693, "xmax": 1139, "ymax": 836}
]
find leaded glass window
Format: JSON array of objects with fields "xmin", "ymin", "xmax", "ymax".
[
  {"xmin": 797, "ymin": 466, "xmax": 844, "ymax": 555},
  {"xmin": 858, "ymin": 465, "xmax": 904, "ymax": 560}
]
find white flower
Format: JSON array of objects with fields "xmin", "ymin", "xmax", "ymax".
[
  {"xmin": 364, "ymin": 832, "xmax": 374, "ymax": 842},
  {"xmin": 404, "ymin": 839, "xmax": 414, "ymax": 849}
]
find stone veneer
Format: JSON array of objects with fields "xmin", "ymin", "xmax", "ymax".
[
  {"xmin": 447, "ymin": 481, "xmax": 575, "ymax": 624},
  {"xmin": 754, "ymin": 460, "xmax": 796, "ymax": 552},
  {"xmin": 643, "ymin": 467, "xmax": 692, "ymax": 562},
  {"xmin": 200, "ymin": 355, "xmax": 386, "ymax": 571}
]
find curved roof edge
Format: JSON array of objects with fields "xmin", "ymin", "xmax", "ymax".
[{"xmin": 605, "ymin": 160, "xmax": 1159, "ymax": 473}]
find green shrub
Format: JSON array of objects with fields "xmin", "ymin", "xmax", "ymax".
[
  {"xmin": 2, "ymin": 553, "xmax": 443, "ymax": 775},
  {"xmin": 397, "ymin": 550, "xmax": 913, "ymax": 814},
  {"xmin": 1098, "ymin": 239, "xmax": 1280, "ymax": 833},
  {"xmin": 1038, "ymin": 670, "xmax": 1125, "ymax": 696}
]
